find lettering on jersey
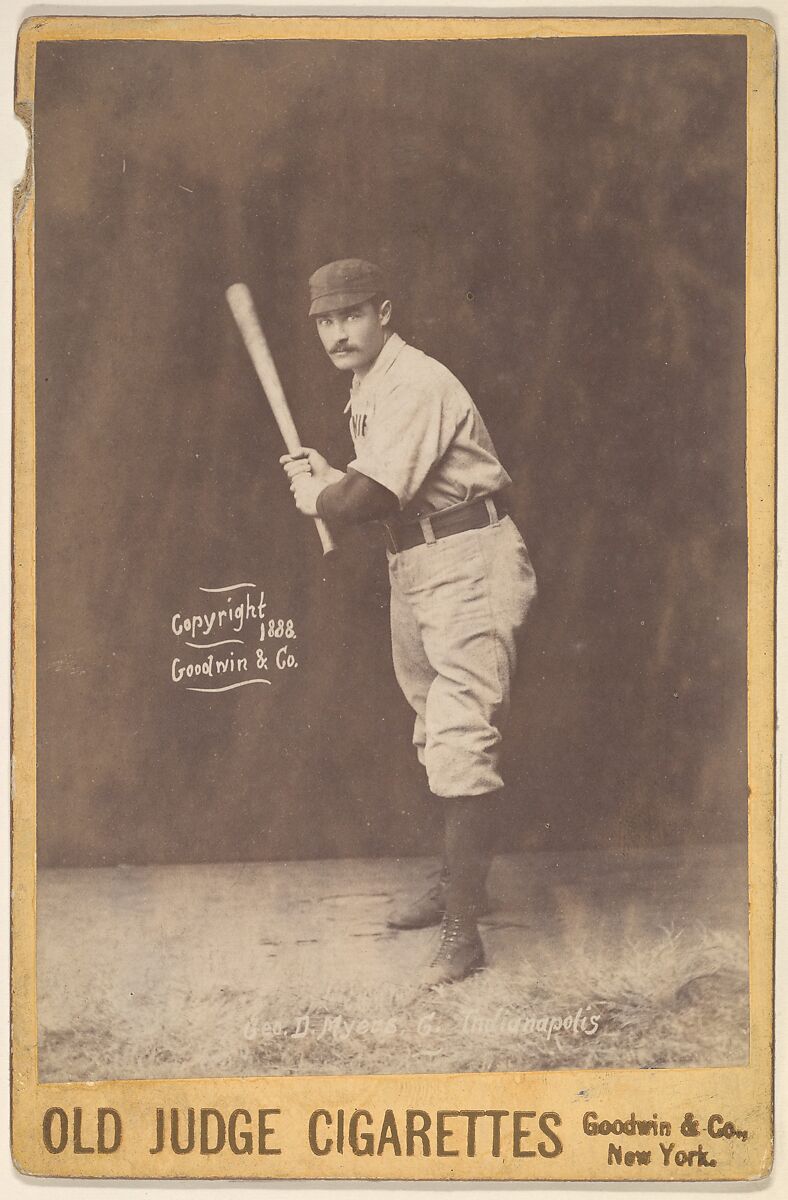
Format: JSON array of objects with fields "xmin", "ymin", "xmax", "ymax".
[{"xmin": 350, "ymin": 411, "xmax": 368, "ymax": 440}]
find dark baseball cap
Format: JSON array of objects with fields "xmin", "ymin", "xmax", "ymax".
[{"xmin": 308, "ymin": 259, "xmax": 386, "ymax": 317}]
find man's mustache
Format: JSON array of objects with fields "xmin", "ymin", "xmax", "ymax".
[{"xmin": 331, "ymin": 344, "xmax": 357, "ymax": 355}]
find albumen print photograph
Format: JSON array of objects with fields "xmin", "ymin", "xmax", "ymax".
[{"xmin": 32, "ymin": 30, "xmax": 749, "ymax": 1084}]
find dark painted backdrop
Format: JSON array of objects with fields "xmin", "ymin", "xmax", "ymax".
[{"xmin": 34, "ymin": 35, "xmax": 747, "ymax": 866}]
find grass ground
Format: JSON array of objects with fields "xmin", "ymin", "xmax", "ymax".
[{"xmin": 36, "ymin": 844, "xmax": 748, "ymax": 1081}]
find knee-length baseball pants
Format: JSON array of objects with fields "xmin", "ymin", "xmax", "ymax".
[{"xmin": 388, "ymin": 513, "xmax": 537, "ymax": 798}]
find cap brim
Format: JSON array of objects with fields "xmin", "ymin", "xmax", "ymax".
[{"xmin": 308, "ymin": 289, "xmax": 378, "ymax": 317}]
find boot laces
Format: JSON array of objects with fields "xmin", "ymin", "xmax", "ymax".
[{"xmin": 430, "ymin": 910, "xmax": 478, "ymax": 965}]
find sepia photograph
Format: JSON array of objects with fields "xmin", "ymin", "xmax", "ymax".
[{"xmin": 28, "ymin": 25, "xmax": 753, "ymax": 1085}]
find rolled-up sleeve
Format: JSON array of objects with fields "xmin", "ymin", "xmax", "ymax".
[{"xmin": 347, "ymin": 383, "xmax": 460, "ymax": 509}]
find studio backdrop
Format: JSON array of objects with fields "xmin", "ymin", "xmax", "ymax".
[{"xmin": 34, "ymin": 35, "xmax": 747, "ymax": 866}]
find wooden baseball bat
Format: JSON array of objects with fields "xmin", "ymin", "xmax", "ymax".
[{"xmin": 226, "ymin": 282, "xmax": 336, "ymax": 556}]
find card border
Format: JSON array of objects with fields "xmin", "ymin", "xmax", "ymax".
[{"xmin": 10, "ymin": 14, "xmax": 776, "ymax": 1181}]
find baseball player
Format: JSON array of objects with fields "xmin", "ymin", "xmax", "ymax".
[{"xmin": 281, "ymin": 259, "xmax": 537, "ymax": 986}]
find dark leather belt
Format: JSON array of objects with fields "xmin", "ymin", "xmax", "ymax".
[{"xmin": 382, "ymin": 494, "xmax": 509, "ymax": 554}]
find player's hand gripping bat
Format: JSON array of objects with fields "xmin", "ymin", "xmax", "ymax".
[{"xmin": 225, "ymin": 282, "xmax": 336, "ymax": 556}]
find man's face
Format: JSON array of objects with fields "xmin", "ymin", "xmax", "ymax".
[{"xmin": 314, "ymin": 299, "xmax": 391, "ymax": 377}]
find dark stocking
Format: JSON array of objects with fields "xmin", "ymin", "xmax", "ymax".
[{"xmin": 441, "ymin": 793, "xmax": 501, "ymax": 916}]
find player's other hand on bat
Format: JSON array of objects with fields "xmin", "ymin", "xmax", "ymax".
[
  {"xmin": 280, "ymin": 447, "xmax": 342, "ymax": 518},
  {"xmin": 288, "ymin": 471, "xmax": 327, "ymax": 517},
  {"xmin": 279, "ymin": 447, "xmax": 343, "ymax": 487}
]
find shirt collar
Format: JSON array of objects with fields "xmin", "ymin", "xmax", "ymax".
[
  {"xmin": 362, "ymin": 331, "xmax": 406, "ymax": 383},
  {"xmin": 345, "ymin": 333, "xmax": 406, "ymax": 409}
]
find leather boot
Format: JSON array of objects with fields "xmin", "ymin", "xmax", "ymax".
[
  {"xmin": 422, "ymin": 907, "xmax": 485, "ymax": 987},
  {"xmin": 387, "ymin": 866, "xmax": 493, "ymax": 930},
  {"xmin": 420, "ymin": 794, "xmax": 499, "ymax": 987},
  {"xmin": 387, "ymin": 864, "xmax": 448, "ymax": 929}
]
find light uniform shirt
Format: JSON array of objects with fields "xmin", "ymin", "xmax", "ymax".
[{"xmin": 345, "ymin": 333, "xmax": 511, "ymax": 520}]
